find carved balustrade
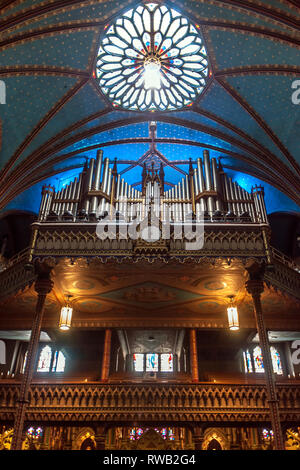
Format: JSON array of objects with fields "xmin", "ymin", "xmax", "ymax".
[{"xmin": 0, "ymin": 382, "xmax": 299, "ymax": 424}]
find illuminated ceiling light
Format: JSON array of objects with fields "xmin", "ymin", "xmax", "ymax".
[
  {"xmin": 143, "ymin": 57, "xmax": 161, "ymax": 90},
  {"xmin": 227, "ymin": 296, "xmax": 239, "ymax": 331},
  {"xmin": 59, "ymin": 295, "xmax": 73, "ymax": 331}
]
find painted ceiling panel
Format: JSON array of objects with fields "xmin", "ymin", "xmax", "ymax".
[
  {"xmin": 0, "ymin": 75, "xmax": 79, "ymax": 169},
  {"xmin": 1, "ymin": 0, "xmax": 125, "ymax": 37},
  {"xmin": 0, "ymin": 30, "xmax": 96, "ymax": 69},
  {"xmin": 20, "ymin": 81, "xmax": 107, "ymax": 161},
  {"xmin": 209, "ymin": 30, "xmax": 300, "ymax": 69},
  {"xmin": 198, "ymin": 81, "xmax": 291, "ymax": 161},
  {"xmin": 226, "ymin": 75, "xmax": 300, "ymax": 168},
  {"xmin": 180, "ymin": 0, "xmax": 297, "ymax": 33},
  {"xmin": 1, "ymin": 0, "xmax": 45, "ymax": 18}
]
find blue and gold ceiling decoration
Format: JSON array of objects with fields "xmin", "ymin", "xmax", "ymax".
[{"xmin": 0, "ymin": 0, "xmax": 299, "ymax": 214}]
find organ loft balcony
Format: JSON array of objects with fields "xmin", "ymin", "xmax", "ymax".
[{"xmin": 0, "ymin": 144, "xmax": 300, "ymax": 444}]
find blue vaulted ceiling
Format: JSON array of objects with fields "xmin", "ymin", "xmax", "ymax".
[{"xmin": 0, "ymin": 0, "xmax": 299, "ymax": 215}]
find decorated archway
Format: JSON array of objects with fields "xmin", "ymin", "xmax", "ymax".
[{"xmin": 202, "ymin": 429, "xmax": 229, "ymax": 451}]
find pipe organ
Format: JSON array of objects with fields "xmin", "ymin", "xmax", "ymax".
[{"xmin": 39, "ymin": 150, "xmax": 268, "ymax": 226}]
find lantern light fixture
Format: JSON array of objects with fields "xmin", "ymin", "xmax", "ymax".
[
  {"xmin": 227, "ymin": 295, "xmax": 239, "ymax": 331},
  {"xmin": 59, "ymin": 294, "xmax": 73, "ymax": 331}
]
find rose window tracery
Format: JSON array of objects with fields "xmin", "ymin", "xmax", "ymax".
[{"xmin": 95, "ymin": 2, "xmax": 210, "ymax": 111}]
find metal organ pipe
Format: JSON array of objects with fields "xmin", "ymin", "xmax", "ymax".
[
  {"xmin": 101, "ymin": 158, "xmax": 110, "ymax": 194},
  {"xmin": 233, "ymin": 182, "xmax": 241, "ymax": 215},
  {"xmin": 39, "ymin": 190, "xmax": 48, "ymax": 221},
  {"xmin": 65, "ymin": 182, "xmax": 73, "ymax": 212},
  {"xmin": 193, "ymin": 169, "xmax": 201, "ymax": 220},
  {"xmin": 223, "ymin": 175, "xmax": 232, "ymax": 213},
  {"xmin": 69, "ymin": 178, "xmax": 77, "ymax": 215},
  {"xmin": 228, "ymin": 178, "xmax": 237, "ymax": 214},
  {"xmin": 94, "ymin": 150, "xmax": 103, "ymax": 190},
  {"xmin": 197, "ymin": 158, "xmax": 205, "ymax": 193},
  {"xmin": 203, "ymin": 150, "xmax": 214, "ymax": 214},
  {"xmin": 178, "ymin": 181, "xmax": 183, "ymax": 223},
  {"xmin": 211, "ymin": 158, "xmax": 222, "ymax": 211},
  {"xmin": 174, "ymin": 184, "xmax": 179, "ymax": 222},
  {"xmin": 54, "ymin": 189, "xmax": 61, "ymax": 214},
  {"xmin": 60, "ymin": 186, "xmax": 68, "ymax": 215},
  {"xmin": 90, "ymin": 151, "xmax": 103, "ymax": 214}
]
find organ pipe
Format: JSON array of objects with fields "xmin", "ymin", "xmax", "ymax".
[{"xmin": 38, "ymin": 150, "xmax": 267, "ymax": 227}]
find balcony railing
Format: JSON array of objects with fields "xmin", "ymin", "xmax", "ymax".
[{"xmin": 0, "ymin": 382, "xmax": 299, "ymax": 424}]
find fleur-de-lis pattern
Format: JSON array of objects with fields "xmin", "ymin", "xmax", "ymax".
[{"xmin": 95, "ymin": 3, "xmax": 210, "ymax": 111}]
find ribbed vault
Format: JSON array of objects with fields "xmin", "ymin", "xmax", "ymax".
[{"xmin": 0, "ymin": 0, "xmax": 299, "ymax": 210}]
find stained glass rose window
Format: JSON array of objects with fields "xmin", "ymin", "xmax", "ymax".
[{"xmin": 95, "ymin": 3, "xmax": 210, "ymax": 111}]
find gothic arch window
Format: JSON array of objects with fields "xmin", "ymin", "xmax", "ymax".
[
  {"xmin": 132, "ymin": 353, "xmax": 174, "ymax": 372},
  {"xmin": 270, "ymin": 346, "xmax": 283, "ymax": 375},
  {"xmin": 129, "ymin": 427, "xmax": 174, "ymax": 441},
  {"xmin": 37, "ymin": 345, "xmax": 52, "ymax": 372},
  {"xmin": 253, "ymin": 346, "xmax": 264, "ymax": 373},
  {"xmin": 37, "ymin": 346, "xmax": 66, "ymax": 373},
  {"xmin": 52, "ymin": 350, "xmax": 66, "ymax": 373},
  {"xmin": 243, "ymin": 346, "xmax": 283, "ymax": 375},
  {"xmin": 95, "ymin": 2, "xmax": 210, "ymax": 111}
]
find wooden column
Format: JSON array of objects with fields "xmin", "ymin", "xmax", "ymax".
[
  {"xmin": 190, "ymin": 329, "xmax": 199, "ymax": 383},
  {"xmin": 193, "ymin": 426, "xmax": 204, "ymax": 450},
  {"xmin": 94, "ymin": 426, "xmax": 106, "ymax": 450},
  {"xmin": 245, "ymin": 263, "xmax": 284, "ymax": 450},
  {"xmin": 10, "ymin": 264, "xmax": 53, "ymax": 450},
  {"xmin": 101, "ymin": 329, "xmax": 112, "ymax": 382}
]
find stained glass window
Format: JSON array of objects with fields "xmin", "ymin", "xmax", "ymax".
[
  {"xmin": 270, "ymin": 346, "xmax": 283, "ymax": 375},
  {"xmin": 243, "ymin": 350, "xmax": 253, "ymax": 373},
  {"xmin": 262, "ymin": 429, "xmax": 274, "ymax": 441},
  {"xmin": 244, "ymin": 346, "xmax": 283, "ymax": 375},
  {"xmin": 37, "ymin": 346, "xmax": 52, "ymax": 372},
  {"xmin": 130, "ymin": 427, "xmax": 174, "ymax": 441},
  {"xmin": 27, "ymin": 426, "xmax": 43, "ymax": 439},
  {"xmin": 129, "ymin": 427, "xmax": 146, "ymax": 440},
  {"xmin": 133, "ymin": 353, "xmax": 144, "ymax": 372},
  {"xmin": 95, "ymin": 2, "xmax": 209, "ymax": 111},
  {"xmin": 253, "ymin": 346, "xmax": 264, "ymax": 373},
  {"xmin": 37, "ymin": 347, "xmax": 66, "ymax": 373},
  {"xmin": 161, "ymin": 353, "xmax": 173, "ymax": 372},
  {"xmin": 146, "ymin": 353, "xmax": 158, "ymax": 372},
  {"xmin": 52, "ymin": 350, "xmax": 66, "ymax": 373}
]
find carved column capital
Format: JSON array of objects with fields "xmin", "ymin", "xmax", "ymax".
[
  {"xmin": 245, "ymin": 279, "xmax": 264, "ymax": 297},
  {"xmin": 34, "ymin": 277, "xmax": 54, "ymax": 296}
]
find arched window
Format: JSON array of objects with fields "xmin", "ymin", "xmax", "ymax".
[
  {"xmin": 253, "ymin": 346, "xmax": 264, "ymax": 373},
  {"xmin": 52, "ymin": 350, "xmax": 66, "ymax": 373},
  {"xmin": 37, "ymin": 345, "xmax": 52, "ymax": 372},
  {"xmin": 161, "ymin": 354, "xmax": 173, "ymax": 372},
  {"xmin": 243, "ymin": 346, "xmax": 283, "ymax": 375},
  {"xmin": 133, "ymin": 353, "xmax": 144, "ymax": 372},
  {"xmin": 146, "ymin": 353, "xmax": 158, "ymax": 372},
  {"xmin": 37, "ymin": 346, "xmax": 66, "ymax": 373},
  {"xmin": 243, "ymin": 350, "xmax": 253, "ymax": 373},
  {"xmin": 270, "ymin": 346, "xmax": 283, "ymax": 375}
]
